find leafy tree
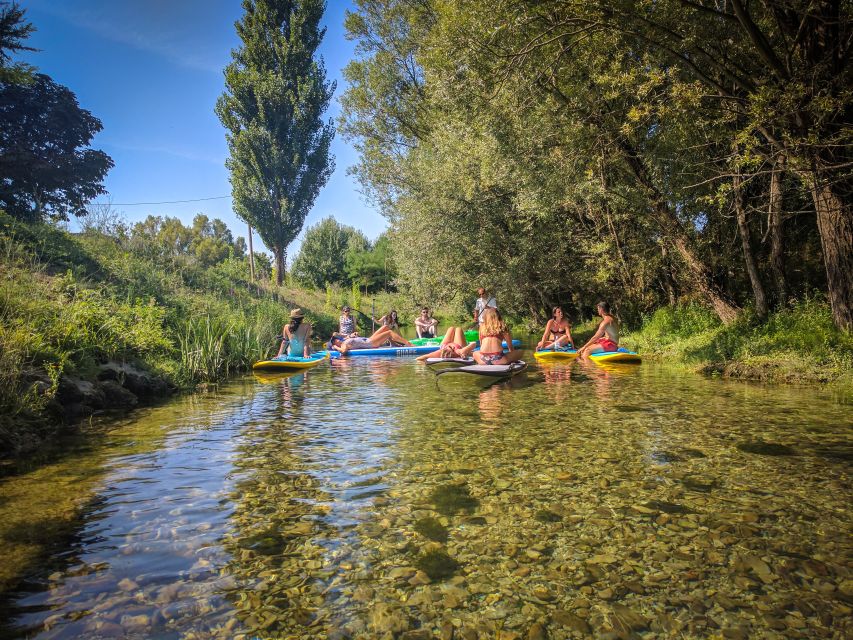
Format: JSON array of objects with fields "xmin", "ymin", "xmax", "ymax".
[
  {"xmin": 345, "ymin": 232, "xmax": 395, "ymax": 292},
  {"xmin": 0, "ymin": 74, "xmax": 112, "ymax": 222},
  {"xmin": 217, "ymin": 0, "xmax": 336, "ymax": 286},
  {"xmin": 291, "ymin": 216, "xmax": 368, "ymax": 288},
  {"xmin": 129, "ymin": 214, "xmax": 244, "ymax": 268},
  {"xmin": 0, "ymin": 1, "xmax": 35, "ymax": 84}
]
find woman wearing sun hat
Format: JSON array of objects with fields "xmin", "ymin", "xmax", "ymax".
[{"xmin": 278, "ymin": 308, "xmax": 312, "ymax": 358}]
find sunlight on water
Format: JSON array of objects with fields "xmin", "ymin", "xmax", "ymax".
[{"xmin": 0, "ymin": 355, "xmax": 850, "ymax": 638}]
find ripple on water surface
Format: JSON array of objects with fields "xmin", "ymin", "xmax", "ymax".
[{"xmin": 0, "ymin": 357, "xmax": 851, "ymax": 639}]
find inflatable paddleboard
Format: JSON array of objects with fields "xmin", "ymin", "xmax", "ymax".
[
  {"xmin": 437, "ymin": 360, "xmax": 528, "ymax": 379},
  {"xmin": 425, "ymin": 357, "xmax": 475, "ymax": 371},
  {"xmin": 589, "ymin": 349, "xmax": 641, "ymax": 364},
  {"xmin": 252, "ymin": 352, "xmax": 329, "ymax": 371},
  {"xmin": 534, "ymin": 349, "xmax": 578, "ymax": 362},
  {"xmin": 318, "ymin": 345, "xmax": 439, "ymax": 358}
]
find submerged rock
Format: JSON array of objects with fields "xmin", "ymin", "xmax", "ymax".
[
  {"xmin": 429, "ymin": 484, "xmax": 478, "ymax": 516},
  {"xmin": 415, "ymin": 516, "xmax": 449, "ymax": 543},
  {"xmin": 736, "ymin": 441, "xmax": 796, "ymax": 456},
  {"xmin": 415, "ymin": 550, "xmax": 460, "ymax": 580}
]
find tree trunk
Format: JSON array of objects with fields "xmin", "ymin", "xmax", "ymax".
[
  {"xmin": 617, "ymin": 140, "xmax": 741, "ymax": 323},
  {"xmin": 768, "ymin": 160, "xmax": 786, "ymax": 306},
  {"xmin": 274, "ymin": 243, "xmax": 286, "ymax": 287},
  {"xmin": 809, "ymin": 171, "xmax": 853, "ymax": 331},
  {"xmin": 733, "ymin": 161, "xmax": 768, "ymax": 317}
]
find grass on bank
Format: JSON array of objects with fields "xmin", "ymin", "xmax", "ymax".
[
  {"xmin": 622, "ymin": 299, "xmax": 853, "ymax": 383},
  {"xmin": 0, "ymin": 214, "xmax": 345, "ymax": 453}
]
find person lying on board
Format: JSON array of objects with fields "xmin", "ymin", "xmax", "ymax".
[
  {"xmin": 416, "ymin": 326, "xmax": 469, "ymax": 361},
  {"xmin": 414, "ymin": 307, "xmax": 439, "ymax": 338},
  {"xmin": 278, "ymin": 308, "xmax": 312, "ymax": 358},
  {"xmin": 536, "ymin": 306, "xmax": 575, "ymax": 351},
  {"xmin": 577, "ymin": 301, "xmax": 620, "ymax": 356},
  {"xmin": 456, "ymin": 308, "xmax": 523, "ymax": 366},
  {"xmin": 327, "ymin": 326, "xmax": 414, "ymax": 354}
]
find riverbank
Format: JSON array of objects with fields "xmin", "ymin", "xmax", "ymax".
[
  {"xmin": 0, "ymin": 215, "xmax": 346, "ymax": 458},
  {"xmin": 621, "ymin": 301, "xmax": 853, "ymax": 385}
]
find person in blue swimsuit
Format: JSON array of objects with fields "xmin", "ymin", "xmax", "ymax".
[{"xmin": 278, "ymin": 308, "xmax": 312, "ymax": 357}]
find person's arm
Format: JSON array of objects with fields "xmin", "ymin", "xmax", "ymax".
[
  {"xmin": 277, "ymin": 326, "xmax": 288, "ymax": 356},
  {"xmin": 304, "ymin": 324, "xmax": 312, "ymax": 357},
  {"xmin": 579, "ymin": 320, "xmax": 606, "ymax": 353},
  {"xmin": 537, "ymin": 320, "xmax": 553, "ymax": 349},
  {"xmin": 566, "ymin": 324, "xmax": 575, "ymax": 349}
]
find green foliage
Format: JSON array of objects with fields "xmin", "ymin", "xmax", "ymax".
[
  {"xmin": 0, "ymin": 211, "xmax": 341, "ymax": 442},
  {"xmin": 128, "ymin": 213, "xmax": 245, "ymax": 268},
  {"xmin": 291, "ymin": 216, "xmax": 367, "ymax": 288},
  {"xmin": 345, "ymin": 232, "xmax": 395, "ymax": 291},
  {"xmin": 626, "ymin": 299, "xmax": 853, "ymax": 382},
  {"xmin": 216, "ymin": 0, "xmax": 336, "ymax": 285},
  {"xmin": 350, "ymin": 281, "xmax": 361, "ymax": 315},
  {"xmin": 0, "ymin": 2, "xmax": 36, "ymax": 84},
  {"xmin": 340, "ymin": 0, "xmax": 848, "ymax": 329},
  {"xmin": 0, "ymin": 74, "xmax": 113, "ymax": 221}
]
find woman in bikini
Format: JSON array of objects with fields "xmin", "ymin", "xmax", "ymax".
[
  {"xmin": 416, "ymin": 326, "xmax": 469, "ymax": 361},
  {"xmin": 459, "ymin": 308, "xmax": 523, "ymax": 365},
  {"xmin": 536, "ymin": 306, "xmax": 575, "ymax": 351},
  {"xmin": 375, "ymin": 309, "xmax": 399, "ymax": 331}
]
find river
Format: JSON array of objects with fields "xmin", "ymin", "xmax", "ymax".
[{"xmin": 0, "ymin": 354, "xmax": 850, "ymax": 639}]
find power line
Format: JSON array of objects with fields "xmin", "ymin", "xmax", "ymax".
[{"xmin": 90, "ymin": 195, "xmax": 232, "ymax": 206}]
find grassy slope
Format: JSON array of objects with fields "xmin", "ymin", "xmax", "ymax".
[
  {"xmin": 0, "ymin": 215, "xmax": 346, "ymax": 454},
  {"xmin": 621, "ymin": 301, "xmax": 853, "ymax": 384}
]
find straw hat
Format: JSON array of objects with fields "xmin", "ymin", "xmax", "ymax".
[{"xmin": 290, "ymin": 308, "xmax": 304, "ymax": 319}]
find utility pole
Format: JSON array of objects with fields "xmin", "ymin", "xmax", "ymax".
[{"xmin": 248, "ymin": 224, "xmax": 256, "ymax": 283}]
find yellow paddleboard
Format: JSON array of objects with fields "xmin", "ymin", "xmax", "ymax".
[
  {"xmin": 252, "ymin": 352, "xmax": 329, "ymax": 372},
  {"xmin": 589, "ymin": 351, "xmax": 641, "ymax": 364},
  {"xmin": 534, "ymin": 350, "xmax": 578, "ymax": 362}
]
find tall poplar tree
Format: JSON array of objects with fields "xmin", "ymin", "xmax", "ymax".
[{"xmin": 217, "ymin": 0, "xmax": 335, "ymax": 286}]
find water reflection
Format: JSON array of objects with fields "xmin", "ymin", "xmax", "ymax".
[{"xmin": 0, "ymin": 358, "xmax": 850, "ymax": 639}]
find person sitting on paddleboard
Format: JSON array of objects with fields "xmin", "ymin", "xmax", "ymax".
[
  {"xmin": 577, "ymin": 301, "xmax": 619, "ymax": 356},
  {"xmin": 414, "ymin": 307, "xmax": 439, "ymax": 338},
  {"xmin": 339, "ymin": 306, "xmax": 357, "ymax": 337},
  {"xmin": 278, "ymin": 308, "xmax": 312, "ymax": 358},
  {"xmin": 416, "ymin": 326, "xmax": 468, "ymax": 361},
  {"xmin": 456, "ymin": 308, "xmax": 522, "ymax": 365},
  {"xmin": 536, "ymin": 306, "xmax": 575, "ymax": 351},
  {"xmin": 328, "ymin": 325, "xmax": 414, "ymax": 354},
  {"xmin": 374, "ymin": 309, "xmax": 399, "ymax": 331}
]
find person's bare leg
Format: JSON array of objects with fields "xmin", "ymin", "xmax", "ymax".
[
  {"xmin": 417, "ymin": 327, "xmax": 456, "ymax": 361},
  {"xmin": 453, "ymin": 327, "xmax": 466, "ymax": 347},
  {"xmin": 384, "ymin": 329, "xmax": 413, "ymax": 346}
]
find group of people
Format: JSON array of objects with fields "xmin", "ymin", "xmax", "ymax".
[{"xmin": 278, "ymin": 286, "xmax": 620, "ymax": 364}]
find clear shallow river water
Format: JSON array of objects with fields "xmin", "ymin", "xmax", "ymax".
[{"xmin": 0, "ymin": 355, "xmax": 851, "ymax": 639}]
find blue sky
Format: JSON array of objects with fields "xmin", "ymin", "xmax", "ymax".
[{"xmin": 19, "ymin": 0, "xmax": 385, "ymax": 258}]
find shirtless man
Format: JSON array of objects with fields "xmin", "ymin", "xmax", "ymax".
[{"xmin": 577, "ymin": 301, "xmax": 620, "ymax": 356}]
